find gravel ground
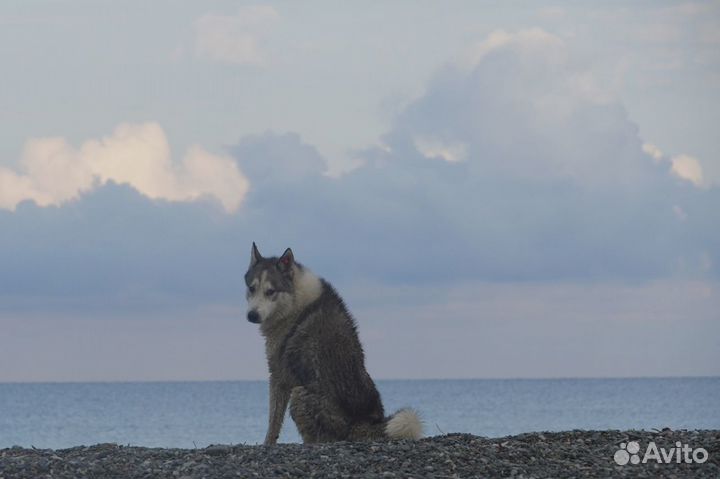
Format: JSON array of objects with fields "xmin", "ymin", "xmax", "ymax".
[{"xmin": 1, "ymin": 430, "xmax": 717, "ymax": 478}]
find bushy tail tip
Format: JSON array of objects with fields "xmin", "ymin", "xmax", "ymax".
[{"xmin": 385, "ymin": 408, "xmax": 423, "ymax": 440}]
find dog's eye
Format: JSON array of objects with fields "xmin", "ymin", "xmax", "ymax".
[
  {"xmin": 265, "ymin": 288, "xmax": 276, "ymax": 297},
  {"xmin": 248, "ymin": 286, "xmax": 256, "ymax": 294}
]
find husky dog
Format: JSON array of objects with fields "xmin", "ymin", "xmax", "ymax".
[{"xmin": 245, "ymin": 243, "xmax": 422, "ymax": 444}]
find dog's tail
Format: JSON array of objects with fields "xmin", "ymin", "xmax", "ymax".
[{"xmin": 385, "ymin": 408, "xmax": 423, "ymax": 440}]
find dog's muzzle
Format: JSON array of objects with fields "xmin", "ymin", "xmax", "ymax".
[{"xmin": 247, "ymin": 310, "xmax": 261, "ymax": 324}]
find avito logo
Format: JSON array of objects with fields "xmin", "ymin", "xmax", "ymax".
[{"xmin": 614, "ymin": 441, "xmax": 709, "ymax": 466}]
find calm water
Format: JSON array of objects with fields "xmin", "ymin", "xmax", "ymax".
[{"xmin": 1, "ymin": 378, "xmax": 718, "ymax": 449}]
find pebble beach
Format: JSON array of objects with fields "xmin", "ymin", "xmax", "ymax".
[{"xmin": 1, "ymin": 430, "xmax": 717, "ymax": 478}]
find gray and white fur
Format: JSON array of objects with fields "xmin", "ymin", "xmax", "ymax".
[{"xmin": 245, "ymin": 243, "xmax": 422, "ymax": 444}]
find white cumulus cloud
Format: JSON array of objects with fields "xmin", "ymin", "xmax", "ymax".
[
  {"xmin": 670, "ymin": 154, "xmax": 705, "ymax": 187},
  {"xmin": 642, "ymin": 143, "xmax": 664, "ymax": 162},
  {"xmin": 0, "ymin": 123, "xmax": 249, "ymax": 212},
  {"xmin": 642, "ymin": 143, "xmax": 707, "ymax": 187}
]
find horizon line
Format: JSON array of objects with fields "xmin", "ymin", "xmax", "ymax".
[{"xmin": 1, "ymin": 374, "xmax": 718, "ymax": 385}]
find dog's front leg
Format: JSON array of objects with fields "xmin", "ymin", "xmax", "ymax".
[{"xmin": 264, "ymin": 375, "xmax": 290, "ymax": 445}]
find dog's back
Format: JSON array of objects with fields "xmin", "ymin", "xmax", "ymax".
[
  {"xmin": 281, "ymin": 280, "xmax": 385, "ymax": 429},
  {"xmin": 246, "ymin": 244, "xmax": 422, "ymax": 443}
]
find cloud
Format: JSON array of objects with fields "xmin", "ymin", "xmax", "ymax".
[
  {"xmin": 228, "ymin": 131, "xmax": 327, "ymax": 185},
  {"xmin": 194, "ymin": 6, "xmax": 278, "ymax": 65},
  {"xmin": 309, "ymin": 29, "xmax": 718, "ymax": 281},
  {"xmin": 389, "ymin": 29, "xmax": 655, "ymax": 188},
  {"xmin": 642, "ymin": 143, "xmax": 664, "ymax": 162},
  {"xmin": 0, "ymin": 123, "xmax": 249, "ymax": 212},
  {"xmin": 1, "ymin": 29, "xmax": 718, "ymax": 316},
  {"xmin": 641, "ymin": 143, "xmax": 707, "ymax": 187},
  {"xmin": 459, "ymin": 28, "xmax": 565, "ymax": 70},
  {"xmin": 0, "ymin": 182, "xmax": 250, "ymax": 309},
  {"xmin": 670, "ymin": 154, "xmax": 704, "ymax": 187},
  {"xmin": 414, "ymin": 136, "xmax": 467, "ymax": 163}
]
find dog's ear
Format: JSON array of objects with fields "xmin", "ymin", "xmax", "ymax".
[
  {"xmin": 250, "ymin": 242, "xmax": 262, "ymax": 267},
  {"xmin": 276, "ymin": 248, "xmax": 294, "ymax": 273}
]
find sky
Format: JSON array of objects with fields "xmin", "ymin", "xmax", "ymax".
[{"xmin": 0, "ymin": 1, "xmax": 718, "ymax": 382}]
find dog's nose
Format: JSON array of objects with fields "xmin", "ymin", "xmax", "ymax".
[{"xmin": 247, "ymin": 310, "xmax": 260, "ymax": 323}]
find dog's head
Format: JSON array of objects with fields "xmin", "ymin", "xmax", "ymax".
[{"xmin": 244, "ymin": 242, "xmax": 297, "ymax": 324}]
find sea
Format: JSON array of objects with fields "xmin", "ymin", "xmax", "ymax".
[{"xmin": 1, "ymin": 378, "xmax": 718, "ymax": 449}]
